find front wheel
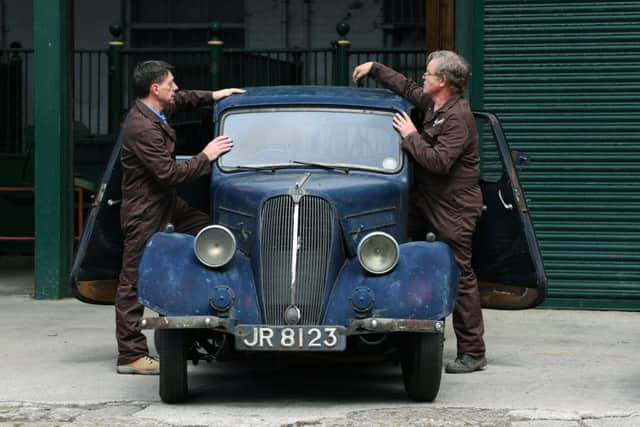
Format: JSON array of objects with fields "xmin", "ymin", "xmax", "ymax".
[
  {"xmin": 158, "ymin": 329, "xmax": 188, "ymax": 403},
  {"xmin": 401, "ymin": 332, "xmax": 444, "ymax": 402}
]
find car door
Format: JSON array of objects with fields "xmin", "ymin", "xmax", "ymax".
[
  {"xmin": 71, "ymin": 133, "xmax": 124, "ymax": 304},
  {"xmin": 472, "ymin": 111, "xmax": 547, "ymax": 309}
]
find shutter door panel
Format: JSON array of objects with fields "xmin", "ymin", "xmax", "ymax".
[{"xmin": 482, "ymin": 0, "xmax": 640, "ymax": 310}]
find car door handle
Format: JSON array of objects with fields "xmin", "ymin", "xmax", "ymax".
[
  {"xmin": 498, "ymin": 189, "xmax": 513, "ymax": 211},
  {"xmin": 107, "ymin": 199, "xmax": 121, "ymax": 206}
]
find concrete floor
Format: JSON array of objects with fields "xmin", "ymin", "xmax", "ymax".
[{"xmin": 0, "ymin": 255, "xmax": 34, "ymax": 296}]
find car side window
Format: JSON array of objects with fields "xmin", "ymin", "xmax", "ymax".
[{"xmin": 475, "ymin": 117, "xmax": 503, "ymax": 182}]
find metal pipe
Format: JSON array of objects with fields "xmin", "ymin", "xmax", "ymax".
[
  {"xmin": 120, "ymin": 0, "xmax": 127, "ymax": 44},
  {"xmin": 305, "ymin": 0, "xmax": 311, "ymax": 48},
  {"xmin": 1, "ymin": 1, "xmax": 6, "ymax": 48},
  {"xmin": 281, "ymin": 0, "xmax": 289, "ymax": 48}
]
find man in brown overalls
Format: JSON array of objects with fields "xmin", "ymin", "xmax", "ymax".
[
  {"xmin": 353, "ymin": 51, "xmax": 486, "ymax": 373},
  {"xmin": 116, "ymin": 60, "xmax": 245, "ymax": 374}
]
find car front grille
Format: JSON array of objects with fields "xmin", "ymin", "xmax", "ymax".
[{"xmin": 260, "ymin": 195, "xmax": 332, "ymax": 325}]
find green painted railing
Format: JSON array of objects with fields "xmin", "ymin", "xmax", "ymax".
[
  {"xmin": 350, "ymin": 48, "xmax": 426, "ymax": 88},
  {"xmin": 0, "ymin": 48, "xmax": 110, "ymax": 155},
  {"xmin": 2, "ymin": 22, "xmax": 429, "ymax": 155},
  {"xmin": 75, "ymin": 49, "xmax": 109, "ymax": 136}
]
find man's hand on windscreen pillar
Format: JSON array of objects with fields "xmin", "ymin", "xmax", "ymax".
[{"xmin": 202, "ymin": 135, "xmax": 234, "ymax": 161}]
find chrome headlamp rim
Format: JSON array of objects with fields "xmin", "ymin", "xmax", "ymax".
[
  {"xmin": 193, "ymin": 224, "xmax": 237, "ymax": 268},
  {"xmin": 357, "ymin": 231, "xmax": 399, "ymax": 275}
]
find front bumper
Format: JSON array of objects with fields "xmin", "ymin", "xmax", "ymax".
[{"xmin": 140, "ymin": 315, "xmax": 444, "ymax": 335}]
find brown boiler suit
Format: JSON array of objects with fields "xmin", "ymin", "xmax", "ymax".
[
  {"xmin": 116, "ymin": 91, "xmax": 214, "ymax": 365},
  {"xmin": 371, "ymin": 63, "xmax": 485, "ymax": 357}
]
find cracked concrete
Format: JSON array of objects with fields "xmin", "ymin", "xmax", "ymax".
[
  {"xmin": 0, "ymin": 402, "xmax": 162, "ymax": 426},
  {"xmin": 0, "ymin": 403, "xmax": 638, "ymax": 426}
]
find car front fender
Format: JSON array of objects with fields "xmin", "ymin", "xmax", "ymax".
[
  {"xmin": 137, "ymin": 232, "xmax": 261, "ymax": 323},
  {"xmin": 323, "ymin": 241, "xmax": 459, "ymax": 325}
]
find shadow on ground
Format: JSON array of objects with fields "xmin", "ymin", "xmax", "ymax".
[{"xmin": 0, "ymin": 255, "xmax": 34, "ymax": 296}]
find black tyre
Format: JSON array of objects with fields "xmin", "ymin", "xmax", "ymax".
[
  {"xmin": 401, "ymin": 332, "xmax": 443, "ymax": 402},
  {"xmin": 153, "ymin": 328, "xmax": 165, "ymax": 355},
  {"xmin": 158, "ymin": 329, "xmax": 188, "ymax": 403}
]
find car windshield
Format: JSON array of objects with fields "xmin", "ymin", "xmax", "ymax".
[{"xmin": 218, "ymin": 107, "xmax": 402, "ymax": 172}]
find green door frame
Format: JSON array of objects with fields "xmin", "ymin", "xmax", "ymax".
[{"xmin": 34, "ymin": 0, "xmax": 74, "ymax": 299}]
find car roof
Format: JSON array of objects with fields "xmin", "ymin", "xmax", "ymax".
[{"xmin": 216, "ymin": 86, "xmax": 412, "ymax": 112}]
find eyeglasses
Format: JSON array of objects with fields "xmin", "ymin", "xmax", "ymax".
[{"xmin": 423, "ymin": 72, "xmax": 441, "ymax": 79}]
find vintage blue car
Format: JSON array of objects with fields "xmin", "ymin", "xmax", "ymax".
[{"xmin": 72, "ymin": 86, "xmax": 546, "ymax": 403}]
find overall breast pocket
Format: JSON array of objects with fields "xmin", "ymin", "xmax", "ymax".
[{"xmin": 424, "ymin": 124, "xmax": 443, "ymax": 144}]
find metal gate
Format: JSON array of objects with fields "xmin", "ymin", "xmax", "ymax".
[{"xmin": 480, "ymin": 0, "xmax": 640, "ymax": 310}]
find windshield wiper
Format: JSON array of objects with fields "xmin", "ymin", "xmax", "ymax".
[
  {"xmin": 225, "ymin": 162, "xmax": 351, "ymax": 174},
  {"xmin": 224, "ymin": 165, "xmax": 284, "ymax": 172},
  {"xmin": 290, "ymin": 160, "xmax": 350, "ymax": 174}
]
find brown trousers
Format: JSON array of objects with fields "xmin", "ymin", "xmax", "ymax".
[
  {"xmin": 410, "ymin": 185, "xmax": 486, "ymax": 358},
  {"xmin": 115, "ymin": 199, "xmax": 209, "ymax": 365}
]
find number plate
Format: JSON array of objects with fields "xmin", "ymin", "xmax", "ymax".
[{"xmin": 234, "ymin": 325, "xmax": 346, "ymax": 351}]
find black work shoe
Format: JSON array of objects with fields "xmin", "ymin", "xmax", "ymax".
[{"xmin": 445, "ymin": 353, "xmax": 487, "ymax": 374}]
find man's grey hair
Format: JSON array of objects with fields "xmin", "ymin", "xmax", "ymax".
[{"xmin": 427, "ymin": 50, "xmax": 470, "ymax": 94}]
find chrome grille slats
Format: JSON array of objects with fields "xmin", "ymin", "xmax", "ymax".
[
  {"xmin": 297, "ymin": 195, "xmax": 332, "ymax": 324},
  {"xmin": 261, "ymin": 196, "xmax": 293, "ymax": 325},
  {"xmin": 260, "ymin": 195, "xmax": 332, "ymax": 325}
]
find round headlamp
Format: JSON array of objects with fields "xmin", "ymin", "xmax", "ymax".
[
  {"xmin": 357, "ymin": 231, "xmax": 399, "ymax": 275},
  {"xmin": 194, "ymin": 225, "xmax": 236, "ymax": 268}
]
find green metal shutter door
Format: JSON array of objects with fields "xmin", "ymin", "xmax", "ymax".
[{"xmin": 482, "ymin": 0, "xmax": 640, "ymax": 310}]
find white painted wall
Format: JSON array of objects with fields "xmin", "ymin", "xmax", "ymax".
[
  {"xmin": 4, "ymin": 0, "xmax": 390, "ymax": 50},
  {"xmin": 2, "ymin": 0, "xmax": 33, "ymax": 48},
  {"xmin": 242, "ymin": 0, "xmax": 387, "ymax": 84},
  {"xmin": 74, "ymin": 1, "xmax": 121, "ymax": 49},
  {"xmin": 245, "ymin": 0, "xmax": 384, "ymax": 49},
  {"xmin": 2, "ymin": 0, "xmax": 120, "ymax": 49}
]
